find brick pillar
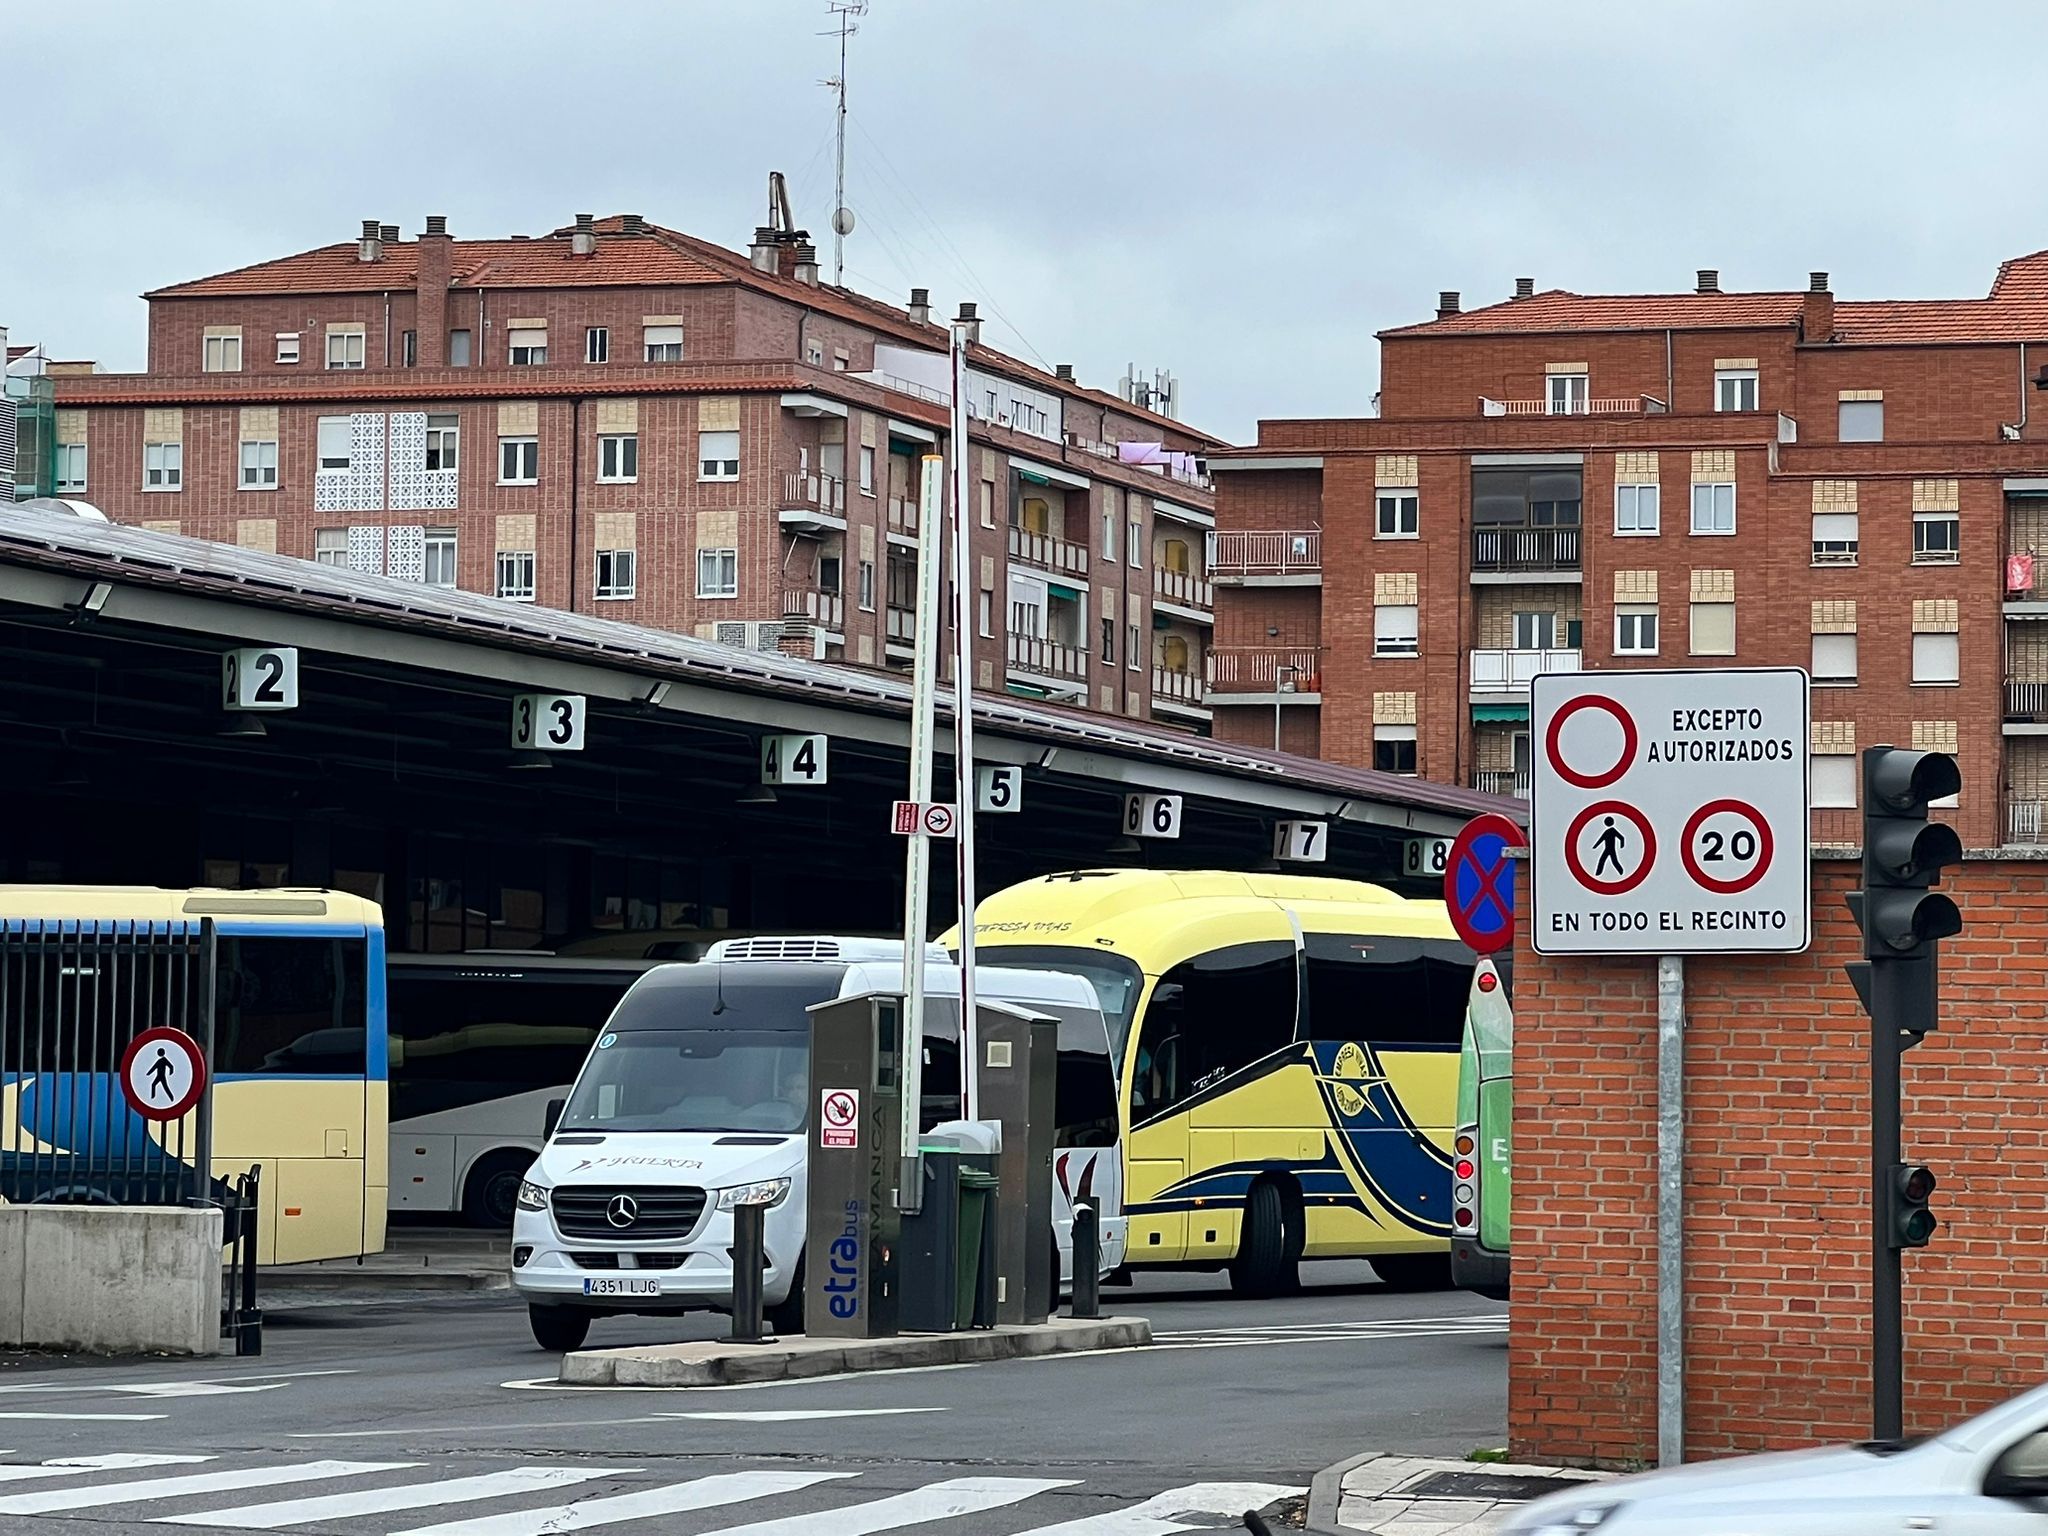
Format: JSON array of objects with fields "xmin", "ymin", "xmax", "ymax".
[{"xmin": 416, "ymin": 216, "xmax": 453, "ymax": 367}]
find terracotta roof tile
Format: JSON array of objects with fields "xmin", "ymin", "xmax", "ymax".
[{"xmin": 1381, "ymin": 289, "xmax": 1806, "ymax": 338}]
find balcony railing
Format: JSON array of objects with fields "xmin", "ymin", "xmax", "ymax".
[
  {"xmin": 1153, "ymin": 567, "xmax": 1213, "ymax": 610},
  {"xmin": 782, "ymin": 471, "xmax": 845, "ymax": 517},
  {"xmin": 2012, "ymin": 800, "xmax": 2048, "ymax": 844},
  {"xmin": 1007, "ymin": 633, "xmax": 1088, "ymax": 680},
  {"xmin": 888, "ymin": 494, "xmax": 919, "ymax": 535},
  {"xmin": 1007, "ymin": 524, "xmax": 1089, "ymax": 578},
  {"xmin": 1479, "ymin": 396, "xmax": 1652, "ymax": 417},
  {"xmin": 1208, "ymin": 648, "xmax": 1322, "ymax": 694},
  {"xmin": 782, "ymin": 586, "xmax": 844, "ymax": 631},
  {"xmin": 1209, "ymin": 529, "xmax": 1321, "ymax": 577},
  {"xmin": 868, "ymin": 372, "xmax": 950, "ymax": 406},
  {"xmin": 2007, "ymin": 678, "xmax": 2048, "ymax": 722},
  {"xmin": 1471, "ymin": 525, "xmax": 1581, "ymax": 573},
  {"xmin": 1474, "ymin": 768, "xmax": 1531, "ymax": 799},
  {"xmin": 1471, "ymin": 648, "xmax": 1581, "ymax": 692},
  {"xmin": 886, "ymin": 604, "xmax": 917, "ymax": 643},
  {"xmin": 1152, "ymin": 666, "xmax": 1205, "ymax": 705}
]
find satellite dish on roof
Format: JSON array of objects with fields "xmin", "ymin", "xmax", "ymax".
[
  {"xmin": 17, "ymin": 497, "xmax": 109, "ymax": 523},
  {"xmin": 832, "ymin": 207, "xmax": 856, "ymax": 237}
]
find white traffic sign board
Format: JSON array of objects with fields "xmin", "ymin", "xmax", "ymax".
[
  {"xmin": 1531, "ymin": 668, "xmax": 1810, "ymax": 955},
  {"xmin": 890, "ymin": 800, "xmax": 957, "ymax": 838}
]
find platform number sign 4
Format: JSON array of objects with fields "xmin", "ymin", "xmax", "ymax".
[
  {"xmin": 510, "ymin": 693, "xmax": 586, "ymax": 751},
  {"xmin": 222, "ymin": 647, "xmax": 298, "ymax": 712},
  {"xmin": 761, "ymin": 733, "xmax": 828, "ymax": 786},
  {"xmin": 977, "ymin": 765, "xmax": 1023, "ymax": 814},
  {"xmin": 1274, "ymin": 820, "xmax": 1328, "ymax": 862},
  {"xmin": 1124, "ymin": 793, "xmax": 1182, "ymax": 840},
  {"xmin": 1405, "ymin": 837, "xmax": 1450, "ymax": 877}
]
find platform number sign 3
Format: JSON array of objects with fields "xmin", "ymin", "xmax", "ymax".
[
  {"xmin": 1274, "ymin": 820, "xmax": 1328, "ymax": 863},
  {"xmin": 1404, "ymin": 837, "xmax": 1451, "ymax": 877},
  {"xmin": 977, "ymin": 765, "xmax": 1023, "ymax": 814},
  {"xmin": 510, "ymin": 693, "xmax": 586, "ymax": 751},
  {"xmin": 761, "ymin": 733, "xmax": 828, "ymax": 786},
  {"xmin": 222, "ymin": 647, "xmax": 298, "ymax": 712},
  {"xmin": 1124, "ymin": 793, "xmax": 1182, "ymax": 840}
]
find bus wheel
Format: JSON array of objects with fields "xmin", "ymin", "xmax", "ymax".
[
  {"xmin": 463, "ymin": 1151, "xmax": 535, "ymax": 1229},
  {"xmin": 1229, "ymin": 1180, "xmax": 1297, "ymax": 1299},
  {"xmin": 1373, "ymin": 1254, "xmax": 1453, "ymax": 1291},
  {"xmin": 528, "ymin": 1304, "xmax": 590, "ymax": 1353}
]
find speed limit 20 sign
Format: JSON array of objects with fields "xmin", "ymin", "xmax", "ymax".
[{"xmin": 1530, "ymin": 668, "xmax": 1810, "ymax": 955}]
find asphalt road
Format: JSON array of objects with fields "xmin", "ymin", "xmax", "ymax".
[{"xmin": 0, "ymin": 1262, "xmax": 1506, "ymax": 1535}]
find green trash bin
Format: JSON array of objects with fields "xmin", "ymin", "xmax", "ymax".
[{"xmin": 956, "ymin": 1166, "xmax": 1000, "ymax": 1328}]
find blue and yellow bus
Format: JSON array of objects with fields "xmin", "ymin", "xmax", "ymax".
[
  {"xmin": 958, "ymin": 870, "xmax": 1476, "ymax": 1295},
  {"xmin": 0, "ymin": 886, "xmax": 388, "ymax": 1264}
]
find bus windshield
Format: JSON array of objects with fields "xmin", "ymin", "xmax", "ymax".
[
  {"xmin": 958, "ymin": 947, "xmax": 1144, "ymax": 1058},
  {"xmin": 561, "ymin": 1029, "xmax": 809, "ymax": 1134}
]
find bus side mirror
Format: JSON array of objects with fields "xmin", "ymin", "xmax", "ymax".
[{"xmin": 543, "ymin": 1099, "xmax": 565, "ymax": 1139}]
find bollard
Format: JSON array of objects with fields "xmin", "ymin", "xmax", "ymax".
[
  {"xmin": 237, "ymin": 1166, "xmax": 263, "ymax": 1357},
  {"xmin": 1070, "ymin": 1200, "xmax": 1101, "ymax": 1319},
  {"xmin": 730, "ymin": 1200, "xmax": 767, "ymax": 1343}
]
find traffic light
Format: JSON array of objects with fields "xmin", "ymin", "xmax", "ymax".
[
  {"xmin": 1859, "ymin": 747, "xmax": 1963, "ymax": 960},
  {"xmin": 1886, "ymin": 1162, "xmax": 1938, "ymax": 1248}
]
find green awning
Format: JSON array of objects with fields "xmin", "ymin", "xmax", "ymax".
[
  {"xmin": 1472, "ymin": 703, "xmax": 1530, "ymax": 722},
  {"xmin": 1048, "ymin": 582, "xmax": 1083, "ymax": 602},
  {"xmin": 1017, "ymin": 468, "xmax": 1052, "ymax": 487}
]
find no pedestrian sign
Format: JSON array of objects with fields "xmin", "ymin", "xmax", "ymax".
[
  {"xmin": 119, "ymin": 1026, "xmax": 208, "ymax": 1122},
  {"xmin": 1531, "ymin": 668, "xmax": 1811, "ymax": 956},
  {"xmin": 820, "ymin": 1087, "xmax": 860, "ymax": 1149}
]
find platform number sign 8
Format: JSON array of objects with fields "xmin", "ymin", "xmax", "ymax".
[
  {"xmin": 1404, "ymin": 836, "xmax": 1451, "ymax": 878},
  {"xmin": 222, "ymin": 647, "xmax": 299, "ymax": 712},
  {"xmin": 761, "ymin": 733, "xmax": 829, "ymax": 786},
  {"xmin": 1124, "ymin": 793, "xmax": 1183, "ymax": 840},
  {"xmin": 510, "ymin": 693, "xmax": 586, "ymax": 751}
]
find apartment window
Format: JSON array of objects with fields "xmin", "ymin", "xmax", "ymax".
[
  {"xmin": 1912, "ymin": 632, "xmax": 1959, "ymax": 685},
  {"xmin": 698, "ymin": 429, "xmax": 740, "ymax": 481},
  {"xmin": 696, "ymin": 547, "xmax": 738, "ymax": 597},
  {"xmin": 144, "ymin": 442, "xmax": 183, "ymax": 490},
  {"xmin": 1690, "ymin": 601, "xmax": 1736, "ymax": 656},
  {"xmin": 203, "ymin": 334, "xmax": 242, "ymax": 373},
  {"xmin": 1376, "ymin": 489, "xmax": 1419, "ymax": 538},
  {"xmin": 598, "ymin": 433, "xmax": 638, "ymax": 483},
  {"xmin": 508, "ymin": 328, "xmax": 547, "ymax": 366},
  {"xmin": 1690, "ymin": 481, "xmax": 1736, "ymax": 535},
  {"xmin": 1839, "ymin": 399, "xmax": 1884, "ymax": 442},
  {"xmin": 819, "ymin": 553, "xmax": 843, "ymax": 594},
  {"xmin": 1812, "ymin": 632, "xmax": 1858, "ymax": 684},
  {"xmin": 1513, "ymin": 611, "xmax": 1556, "ymax": 650},
  {"xmin": 585, "ymin": 327, "xmax": 609, "ymax": 364},
  {"xmin": 1914, "ymin": 512, "xmax": 1960, "ymax": 563},
  {"xmin": 425, "ymin": 414, "xmax": 459, "ymax": 474},
  {"xmin": 1372, "ymin": 725, "xmax": 1419, "ymax": 775},
  {"xmin": 239, "ymin": 439, "xmax": 279, "ymax": 490},
  {"xmin": 496, "ymin": 549, "xmax": 536, "ymax": 601},
  {"xmin": 806, "ymin": 340, "xmax": 824, "ymax": 366},
  {"xmin": 1714, "ymin": 369, "xmax": 1759, "ymax": 412},
  {"xmin": 1615, "ymin": 606, "xmax": 1658, "ymax": 656},
  {"xmin": 1128, "ymin": 622, "xmax": 1141, "ymax": 669},
  {"xmin": 423, "ymin": 528, "xmax": 458, "ymax": 588},
  {"xmin": 1128, "ymin": 516, "xmax": 1142, "ymax": 567},
  {"xmin": 1101, "ymin": 510, "xmax": 1118, "ymax": 561},
  {"xmin": 978, "ymin": 591, "xmax": 992, "ymax": 637},
  {"xmin": 1101, "ymin": 617, "xmax": 1116, "ymax": 663},
  {"xmin": 313, "ymin": 528, "xmax": 348, "ymax": 568},
  {"xmin": 596, "ymin": 548, "xmax": 637, "ymax": 600},
  {"xmin": 858, "ymin": 560, "xmax": 875, "ymax": 611},
  {"xmin": 1615, "ymin": 483, "xmax": 1660, "ymax": 535},
  {"xmin": 858, "ymin": 446, "xmax": 875, "ymax": 496},
  {"xmin": 316, "ymin": 417, "xmax": 351, "ymax": 474},
  {"xmin": 448, "ymin": 329, "xmax": 472, "ymax": 367},
  {"xmin": 980, "ymin": 479, "xmax": 995, "ymax": 529},
  {"xmin": 643, "ymin": 325, "xmax": 684, "ymax": 363},
  {"xmin": 1546, "ymin": 373, "xmax": 1588, "ymax": 415},
  {"xmin": 326, "ymin": 330, "xmax": 365, "ymax": 369},
  {"xmin": 1811, "ymin": 512, "xmax": 1859, "ymax": 565},
  {"xmin": 1373, "ymin": 603, "xmax": 1420, "ymax": 657},
  {"xmin": 1812, "ymin": 754, "xmax": 1857, "ymax": 809},
  {"xmin": 833, "ymin": 348, "xmax": 850, "ymax": 372},
  {"xmin": 274, "ymin": 333, "xmax": 300, "ymax": 365},
  {"xmin": 53, "ymin": 443, "xmax": 86, "ymax": 493},
  {"xmin": 402, "ymin": 330, "xmax": 417, "ymax": 368},
  {"xmin": 499, "ymin": 436, "xmax": 539, "ymax": 484}
]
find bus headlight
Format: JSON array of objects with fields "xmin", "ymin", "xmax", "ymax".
[
  {"xmin": 516, "ymin": 1179, "xmax": 550, "ymax": 1213},
  {"xmin": 717, "ymin": 1178, "xmax": 791, "ymax": 1210}
]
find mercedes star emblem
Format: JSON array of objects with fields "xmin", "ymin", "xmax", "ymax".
[{"xmin": 605, "ymin": 1193, "xmax": 638, "ymax": 1228}]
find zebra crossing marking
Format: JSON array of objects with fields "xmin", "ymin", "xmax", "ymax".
[
  {"xmin": 0, "ymin": 1458, "xmax": 412, "ymax": 1516},
  {"xmin": 666, "ymin": 1475, "xmax": 1076, "ymax": 1536},
  {"xmin": 0, "ymin": 1453, "xmax": 211, "ymax": 1484},
  {"xmin": 393, "ymin": 1469, "xmax": 854, "ymax": 1536},
  {"xmin": 1001, "ymin": 1480, "xmax": 1301, "ymax": 1535},
  {"xmin": 160, "ymin": 1465, "xmax": 641, "ymax": 1529}
]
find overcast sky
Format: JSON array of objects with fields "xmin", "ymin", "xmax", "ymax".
[{"xmin": 9, "ymin": 2, "xmax": 2048, "ymax": 441}]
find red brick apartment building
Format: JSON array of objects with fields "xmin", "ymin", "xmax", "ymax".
[
  {"xmin": 1207, "ymin": 259, "xmax": 2048, "ymax": 849},
  {"xmin": 50, "ymin": 212, "xmax": 1221, "ymax": 729}
]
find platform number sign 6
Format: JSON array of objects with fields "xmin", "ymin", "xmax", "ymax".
[
  {"xmin": 1404, "ymin": 836, "xmax": 1451, "ymax": 878},
  {"xmin": 510, "ymin": 693, "xmax": 586, "ymax": 751},
  {"xmin": 977, "ymin": 765, "xmax": 1022, "ymax": 814},
  {"xmin": 222, "ymin": 647, "xmax": 299, "ymax": 712},
  {"xmin": 761, "ymin": 733, "xmax": 829, "ymax": 786},
  {"xmin": 1124, "ymin": 793, "xmax": 1182, "ymax": 840}
]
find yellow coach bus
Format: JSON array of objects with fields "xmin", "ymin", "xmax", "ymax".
[
  {"xmin": 0, "ymin": 886, "xmax": 388, "ymax": 1264},
  {"xmin": 956, "ymin": 870, "xmax": 1474, "ymax": 1296}
]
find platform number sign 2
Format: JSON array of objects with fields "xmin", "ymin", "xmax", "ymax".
[
  {"xmin": 1404, "ymin": 837, "xmax": 1451, "ymax": 877},
  {"xmin": 222, "ymin": 647, "xmax": 299, "ymax": 712},
  {"xmin": 977, "ymin": 765, "xmax": 1023, "ymax": 813},
  {"xmin": 510, "ymin": 693, "xmax": 586, "ymax": 751},
  {"xmin": 761, "ymin": 733, "xmax": 828, "ymax": 786},
  {"xmin": 1124, "ymin": 793, "xmax": 1182, "ymax": 840}
]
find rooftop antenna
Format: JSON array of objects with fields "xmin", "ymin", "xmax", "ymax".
[{"xmin": 820, "ymin": 0, "xmax": 866, "ymax": 285}]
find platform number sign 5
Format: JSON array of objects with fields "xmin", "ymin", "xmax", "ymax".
[
  {"xmin": 1404, "ymin": 836, "xmax": 1451, "ymax": 878},
  {"xmin": 761, "ymin": 733, "xmax": 829, "ymax": 786},
  {"xmin": 510, "ymin": 693, "xmax": 586, "ymax": 751},
  {"xmin": 1124, "ymin": 793, "xmax": 1182, "ymax": 840},
  {"xmin": 1274, "ymin": 820, "xmax": 1328, "ymax": 863},
  {"xmin": 222, "ymin": 647, "xmax": 299, "ymax": 712},
  {"xmin": 977, "ymin": 765, "xmax": 1023, "ymax": 813}
]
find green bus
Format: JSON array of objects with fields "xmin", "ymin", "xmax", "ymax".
[{"xmin": 1449, "ymin": 955, "xmax": 1512, "ymax": 1300}]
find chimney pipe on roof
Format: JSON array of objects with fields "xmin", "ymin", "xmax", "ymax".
[
  {"xmin": 358, "ymin": 219, "xmax": 383, "ymax": 263},
  {"xmin": 620, "ymin": 214, "xmax": 645, "ymax": 236},
  {"xmin": 1437, "ymin": 290, "xmax": 1461, "ymax": 320},
  {"xmin": 1803, "ymin": 271, "xmax": 1835, "ymax": 344},
  {"xmin": 791, "ymin": 241, "xmax": 820, "ymax": 287},
  {"xmin": 425, "ymin": 215, "xmax": 448, "ymax": 237},
  {"xmin": 380, "ymin": 223, "xmax": 399, "ymax": 244},
  {"xmin": 908, "ymin": 287, "xmax": 930, "ymax": 325},
  {"xmin": 572, "ymin": 213, "xmax": 596, "ymax": 258},
  {"xmin": 1514, "ymin": 277, "xmax": 1535, "ymax": 300},
  {"xmin": 955, "ymin": 301, "xmax": 981, "ymax": 344},
  {"xmin": 416, "ymin": 218, "xmax": 453, "ymax": 367},
  {"xmin": 750, "ymin": 226, "xmax": 781, "ymax": 274},
  {"xmin": 1055, "ymin": 364, "xmax": 1075, "ymax": 383},
  {"xmin": 1696, "ymin": 268, "xmax": 1721, "ymax": 294}
]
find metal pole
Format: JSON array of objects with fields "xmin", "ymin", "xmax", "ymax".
[
  {"xmin": 731, "ymin": 1200, "xmax": 767, "ymax": 1342},
  {"xmin": 897, "ymin": 453, "xmax": 947, "ymax": 1211},
  {"xmin": 1656, "ymin": 953, "xmax": 1685, "ymax": 1468},
  {"xmin": 193, "ymin": 919, "xmax": 217, "ymax": 1206},
  {"xmin": 948, "ymin": 324, "xmax": 981, "ymax": 1124},
  {"xmin": 1873, "ymin": 971, "xmax": 1904, "ymax": 1441},
  {"xmin": 1070, "ymin": 1200, "xmax": 1101, "ymax": 1320}
]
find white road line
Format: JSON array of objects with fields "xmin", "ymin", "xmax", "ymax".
[
  {"xmin": 0, "ymin": 1369, "xmax": 356, "ymax": 1398},
  {"xmin": 499, "ymin": 1363, "xmax": 979, "ymax": 1393},
  {"xmin": 0, "ymin": 1454, "xmax": 212, "ymax": 1484},
  {"xmin": 289, "ymin": 1417, "xmax": 675, "ymax": 1439},
  {"xmin": 394, "ymin": 1469, "xmax": 854, "ymax": 1536},
  {"xmin": 1009, "ymin": 1480, "xmax": 1302, "ymax": 1536},
  {"xmin": 0, "ymin": 1411, "xmax": 167, "ymax": 1421},
  {"xmin": 158, "ymin": 1465, "xmax": 639, "ymax": 1529},
  {"xmin": 0, "ymin": 1459, "xmax": 413, "ymax": 1516},
  {"xmin": 687, "ymin": 1476, "xmax": 1078, "ymax": 1536},
  {"xmin": 657, "ymin": 1408, "xmax": 949, "ymax": 1422}
]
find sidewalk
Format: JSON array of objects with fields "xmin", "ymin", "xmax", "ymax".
[
  {"xmin": 262, "ymin": 1225, "xmax": 510, "ymax": 1302},
  {"xmin": 1310, "ymin": 1452, "xmax": 1613, "ymax": 1535}
]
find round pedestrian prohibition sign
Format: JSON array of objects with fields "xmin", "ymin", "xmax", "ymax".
[
  {"xmin": 1681, "ymin": 798, "xmax": 1775, "ymax": 895},
  {"xmin": 1545, "ymin": 695, "xmax": 1638, "ymax": 791},
  {"xmin": 1565, "ymin": 801, "xmax": 1656, "ymax": 896},
  {"xmin": 119, "ymin": 1026, "xmax": 208, "ymax": 1122}
]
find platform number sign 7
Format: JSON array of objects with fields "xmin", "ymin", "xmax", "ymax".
[
  {"xmin": 1124, "ymin": 793, "xmax": 1182, "ymax": 840},
  {"xmin": 510, "ymin": 693, "xmax": 586, "ymax": 751},
  {"xmin": 1404, "ymin": 837, "xmax": 1451, "ymax": 878},
  {"xmin": 761, "ymin": 733, "xmax": 829, "ymax": 786},
  {"xmin": 223, "ymin": 647, "xmax": 299, "ymax": 711},
  {"xmin": 1274, "ymin": 820, "xmax": 1328, "ymax": 863}
]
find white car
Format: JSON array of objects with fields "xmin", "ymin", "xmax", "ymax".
[{"xmin": 1504, "ymin": 1382, "xmax": 2048, "ymax": 1535}]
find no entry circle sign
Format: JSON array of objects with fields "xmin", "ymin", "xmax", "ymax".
[
  {"xmin": 119, "ymin": 1026, "xmax": 208, "ymax": 1122},
  {"xmin": 1545, "ymin": 695, "xmax": 1637, "ymax": 791}
]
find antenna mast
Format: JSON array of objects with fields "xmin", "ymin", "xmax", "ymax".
[{"xmin": 822, "ymin": 1, "xmax": 866, "ymax": 286}]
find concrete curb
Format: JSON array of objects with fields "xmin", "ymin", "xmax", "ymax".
[
  {"xmin": 1308, "ymin": 1451, "xmax": 1382, "ymax": 1532},
  {"xmin": 561, "ymin": 1315, "xmax": 1150, "ymax": 1386},
  {"xmin": 261, "ymin": 1268, "xmax": 509, "ymax": 1294}
]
